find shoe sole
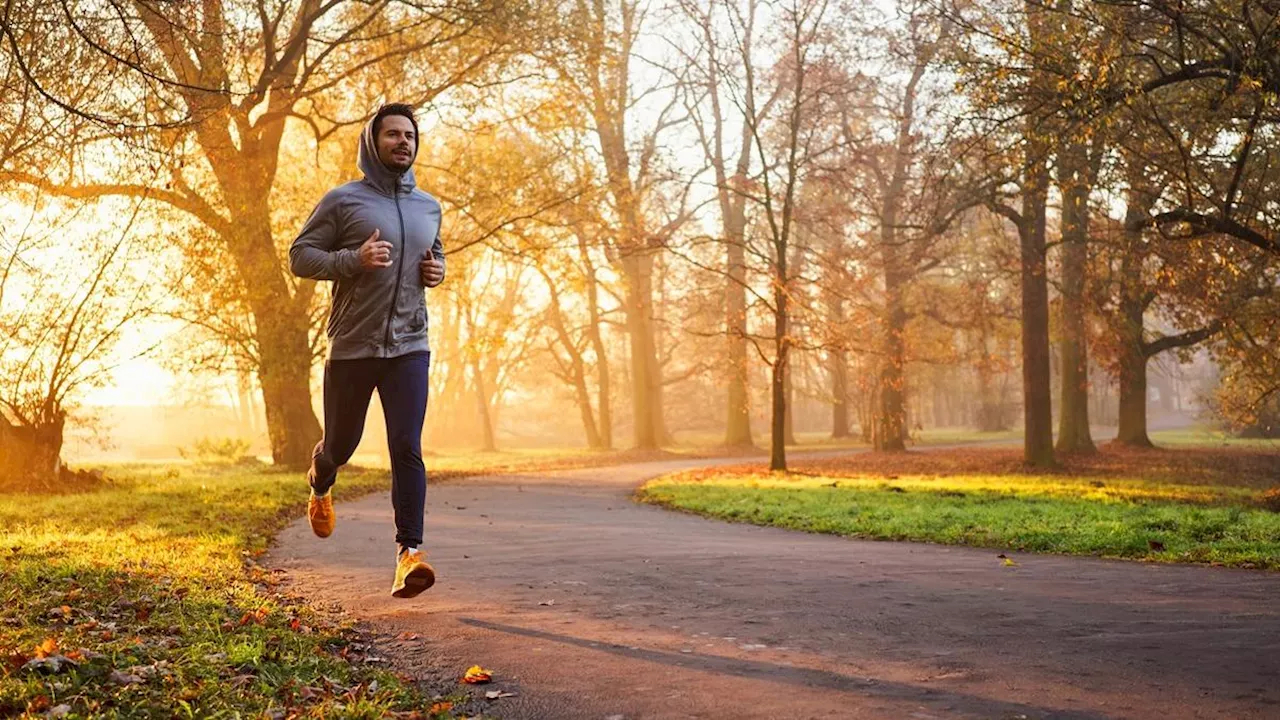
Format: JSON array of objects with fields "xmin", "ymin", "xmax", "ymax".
[{"xmin": 391, "ymin": 564, "xmax": 436, "ymax": 599}]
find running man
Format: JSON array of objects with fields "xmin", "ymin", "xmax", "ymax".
[{"xmin": 289, "ymin": 102, "xmax": 445, "ymax": 598}]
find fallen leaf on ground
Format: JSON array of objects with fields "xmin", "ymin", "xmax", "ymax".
[
  {"xmin": 21, "ymin": 655, "xmax": 78, "ymax": 675},
  {"xmin": 1002, "ymin": 558, "xmax": 1018, "ymax": 567},
  {"xmin": 34, "ymin": 638, "xmax": 58, "ymax": 659},
  {"xmin": 485, "ymin": 690, "xmax": 517, "ymax": 700},
  {"xmin": 462, "ymin": 665, "xmax": 493, "ymax": 684},
  {"xmin": 430, "ymin": 701, "xmax": 453, "ymax": 713},
  {"xmin": 396, "ymin": 632, "xmax": 420, "ymax": 641},
  {"xmin": 108, "ymin": 669, "xmax": 143, "ymax": 686}
]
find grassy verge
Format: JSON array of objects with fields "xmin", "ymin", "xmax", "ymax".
[
  {"xmin": 0, "ymin": 462, "xmax": 480, "ymax": 719},
  {"xmin": 637, "ymin": 446, "xmax": 1280, "ymax": 569}
]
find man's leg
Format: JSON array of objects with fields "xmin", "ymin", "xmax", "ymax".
[
  {"xmin": 310, "ymin": 357, "xmax": 380, "ymax": 496},
  {"xmin": 376, "ymin": 351, "xmax": 430, "ymax": 549}
]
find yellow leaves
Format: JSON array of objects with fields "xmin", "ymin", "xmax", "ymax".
[{"xmin": 462, "ymin": 664, "xmax": 493, "ymax": 684}]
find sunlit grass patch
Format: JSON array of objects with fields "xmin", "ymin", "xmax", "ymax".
[
  {"xmin": 1149, "ymin": 427, "xmax": 1280, "ymax": 450},
  {"xmin": 0, "ymin": 464, "xmax": 474, "ymax": 718},
  {"xmin": 637, "ymin": 447, "xmax": 1280, "ymax": 569}
]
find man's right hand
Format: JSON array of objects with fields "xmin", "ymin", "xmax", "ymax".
[{"xmin": 358, "ymin": 228, "xmax": 392, "ymax": 271}]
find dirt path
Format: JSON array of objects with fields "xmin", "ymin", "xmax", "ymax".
[{"xmin": 267, "ymin": 456, "xmax": 1280, "ymax": 720}]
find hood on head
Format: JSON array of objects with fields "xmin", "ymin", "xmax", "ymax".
[{"xmin": 358, "ymin": 114, "xmax": 417, "ymax": 195}]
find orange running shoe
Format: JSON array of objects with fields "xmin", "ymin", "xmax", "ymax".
[
  {"xmin": 308, "ymin": 491, "xmax": 335, "ymax": 538},
  {"xmin": 391, "ymin": 547, "xmax": 436, "ymax": 598}
]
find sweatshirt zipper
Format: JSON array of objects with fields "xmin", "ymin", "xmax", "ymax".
[{"xmin": 383, "ymin": 189, "xmax": 407, "ymax": 353}]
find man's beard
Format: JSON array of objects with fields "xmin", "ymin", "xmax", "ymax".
[{"xmin": 382, "ymin": 147, "xmax": 414, "ymax": 172}]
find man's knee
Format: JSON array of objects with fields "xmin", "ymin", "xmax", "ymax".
[
  {"xmin": 319, "ymin": 439, "xmax": 359, "ymax": 470},
  {"xmin": 388, "ymin": 436, "xmax": 423, "ymax": 466}
]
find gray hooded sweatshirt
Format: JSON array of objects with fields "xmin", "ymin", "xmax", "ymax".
[{"xmin": 289, "ymin": 116, "xmax": 445, "ymax": 361}]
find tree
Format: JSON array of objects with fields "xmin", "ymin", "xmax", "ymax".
[
  {"xmin": 677, "ymin": 0, "xmax": 779, "ymax": 448},
  {"xmin": 534, "ymin": 0, "xmax": 693, "ymax": 449},
  {"xmin": 0, "ymin": 196, "xmax": 161, "ymax": 490},
  {"xmin": 836, "ymin": 4, "xmax": 983, "ymax": 451},
  {"xmin": 5, "ymin": 0, "xmax": 518, "ymax": 466}
]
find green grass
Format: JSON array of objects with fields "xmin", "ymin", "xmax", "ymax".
[
  {"xmin": 0, "ymin": 462, "xmax": 475, "ymax": 719},
  {"xmin": 1149, "ymin": 427, "xmax": 1280, "ymax": 449},
  {"xmin": 914, "ymin": 428, "xmax": 1022, "ymax": 445},
  {"xmin": 637, "ymin": 449, "xmax": 1280, "ymax": 569}
]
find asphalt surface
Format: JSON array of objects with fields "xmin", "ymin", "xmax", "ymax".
[{"xmin": 267, "ymin": 455, "xmax": 1280, "ymax": 720}]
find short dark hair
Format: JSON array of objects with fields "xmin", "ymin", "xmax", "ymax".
[{"xmin": 372, "ymin": 103, "xmax": 419, "ymax": 149}]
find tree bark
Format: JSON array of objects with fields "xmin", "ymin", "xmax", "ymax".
[
  {"xmin": 877, "ymin": 256, "xmax": 909, "ymax": 451},
  {"xmin": 1055, "ymin": 139, "xmax": 1096, "ymax": 453},
  {"xmin": 621, "ymin": 250, "xmax": 660, "ymax": 450},
  {"xmin": 0, "ymin": 413, "xmax": 64, "ymax": 491},
  {"xmin": 828, "ymin": 287, "xmax": 850, "ymax": 439},
  {"xmin": 1019, "ymin": 0, "xmax": 1056, "ymax": 467},
  {"xmin": 1020, "ymin": 143, "xmax": 1055, "ymax": 466},
  {"xmin": 543, "ymin": 274, "xmax": 604, "ymax": 449},
  {"xmin": 1114, "ymin": 337, "xmax": 1153, "ymax": 446},
  {"xmin": 225, "ymin": 187, "xmax": 321, "ymax": 468},
  {"xmin": 1113, "ymin": 166, "xmax": 1156, "ymax": 448},
  {"xmin": 770, "ymin": 269, "xmax": 789, "ymax": 471},
  {"xmin": 578, "ymin": 234, "xmax": 613, "ymax": 450},
  {"xmin": 474, "ymin": 358, "xmax": 497, "ymax": 452},
  {"xmin": 725, "ymin": 231, "xmax": 753, "ymax": 446}
]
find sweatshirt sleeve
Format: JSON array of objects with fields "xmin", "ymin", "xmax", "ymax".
[{"xmin": 289, "ymin": 189, "xmax": 362, "ymax": 280}]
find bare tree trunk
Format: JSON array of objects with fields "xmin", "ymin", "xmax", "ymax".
[
  {"xmin": 1114, "ymin": 167, "xmax": 1155, "ymax": 448},
  {"xmin": 725, "ymin": 234, "xmax": 753, "ymax": 446},
  {"xmin": 473, "ymin": 359, "xmax": 497, "ymax": 452},
  {"xmin": 771, "ymin": 273, "xmax": 789, "ymax": 470},
  {"xmin": 621, "ymin": 250, "xmax": 660, "ymax": 450},
  {"xmin": 1018, "ymin": 0, "xmax": 1057, "ymax": 467},
  {"xmin": 1020, "ymin": 143, "xmax": 1055, "ymax": 466},
  {"xmin": 1113, "ymin": 244, "xmax": 1153, "ymax": 447},
  {"xmin": 824, "ymin": 258, "xmax": 851, "ymax": 438},
  {"xmin": 1114, "ymin": 332, "xmax": 1152, "ymax": 447},
  {"xmin": 230, "ymin": 200, "xmax": 321, "ymax": 468},
  {"xmin": 579, "ymin": 235, "xmax": 613, "ymax": 449},
  {"xmin": 651, "ymin": 255, "xmax": 671, "ymax": 445},
  {"xmin": 976, "ymin": 339, "xmax": 1007, "ymax": 431},
  {"xmin": 1055, "ymin": 139, "xmax": 1095, "ymax": 453},
  {"xmin": 543, "ymin": 274, "xmax": 604, "ymax": 449},
  {"xmin": 876, "ymin": 255, "xmax": 909, "ymax": 450},
  {"xmin": 784, "ymin": 352, "xmax": 797, "ymax": 445},
  {"xmin": 871, "ymin": 55, "xmax": 926, "ymax": 453}
]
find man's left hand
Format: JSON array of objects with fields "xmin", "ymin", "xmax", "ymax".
[{"xmin": 421, "ymin": 257, "xmax": 445, "ymax": 287}]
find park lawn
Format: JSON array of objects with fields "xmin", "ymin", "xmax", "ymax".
[
  {"xmin": 0, "ymin": 463, "xmax": 477, "ymax": 719},
  {"xmin": 637, "ymin": 446, "xmax": 1280, "ymax": 569},
  {"xmin": 1148, "ymin": 427, "xmax": 1280, "ymax": 450}
]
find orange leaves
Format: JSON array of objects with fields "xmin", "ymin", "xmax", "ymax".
[
  {"xmin": 429, "ymin": 701, "xmax": 453, "ymax": 713},
  {"xmin": 238, "ymin": 606, "xmax": 271, "ymax": 627},
  {"xmin": 34, "ymin": 637, "xmax": 58, "ymax": 659},
  {"xmin": 462, "ymin": 664, "xmax": 492, "ymax": 684}
]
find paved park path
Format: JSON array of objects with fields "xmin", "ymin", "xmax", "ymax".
[{"xmin": 267, "ymin": 454, "xmax": 1280, "ymax": 720}]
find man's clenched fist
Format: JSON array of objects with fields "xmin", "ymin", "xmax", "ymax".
[
  {"xmin": 358, "ymin": 228, "xmax": 392, "ymax": 271},
  {"xmin": 421, "ymin": 256, "xmax": 444, "ymax": 287}
]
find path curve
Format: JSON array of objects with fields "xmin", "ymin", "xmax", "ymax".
[{"xmin": 267, "ymin": 455, "xmax": 1280, "ymax": 720}]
